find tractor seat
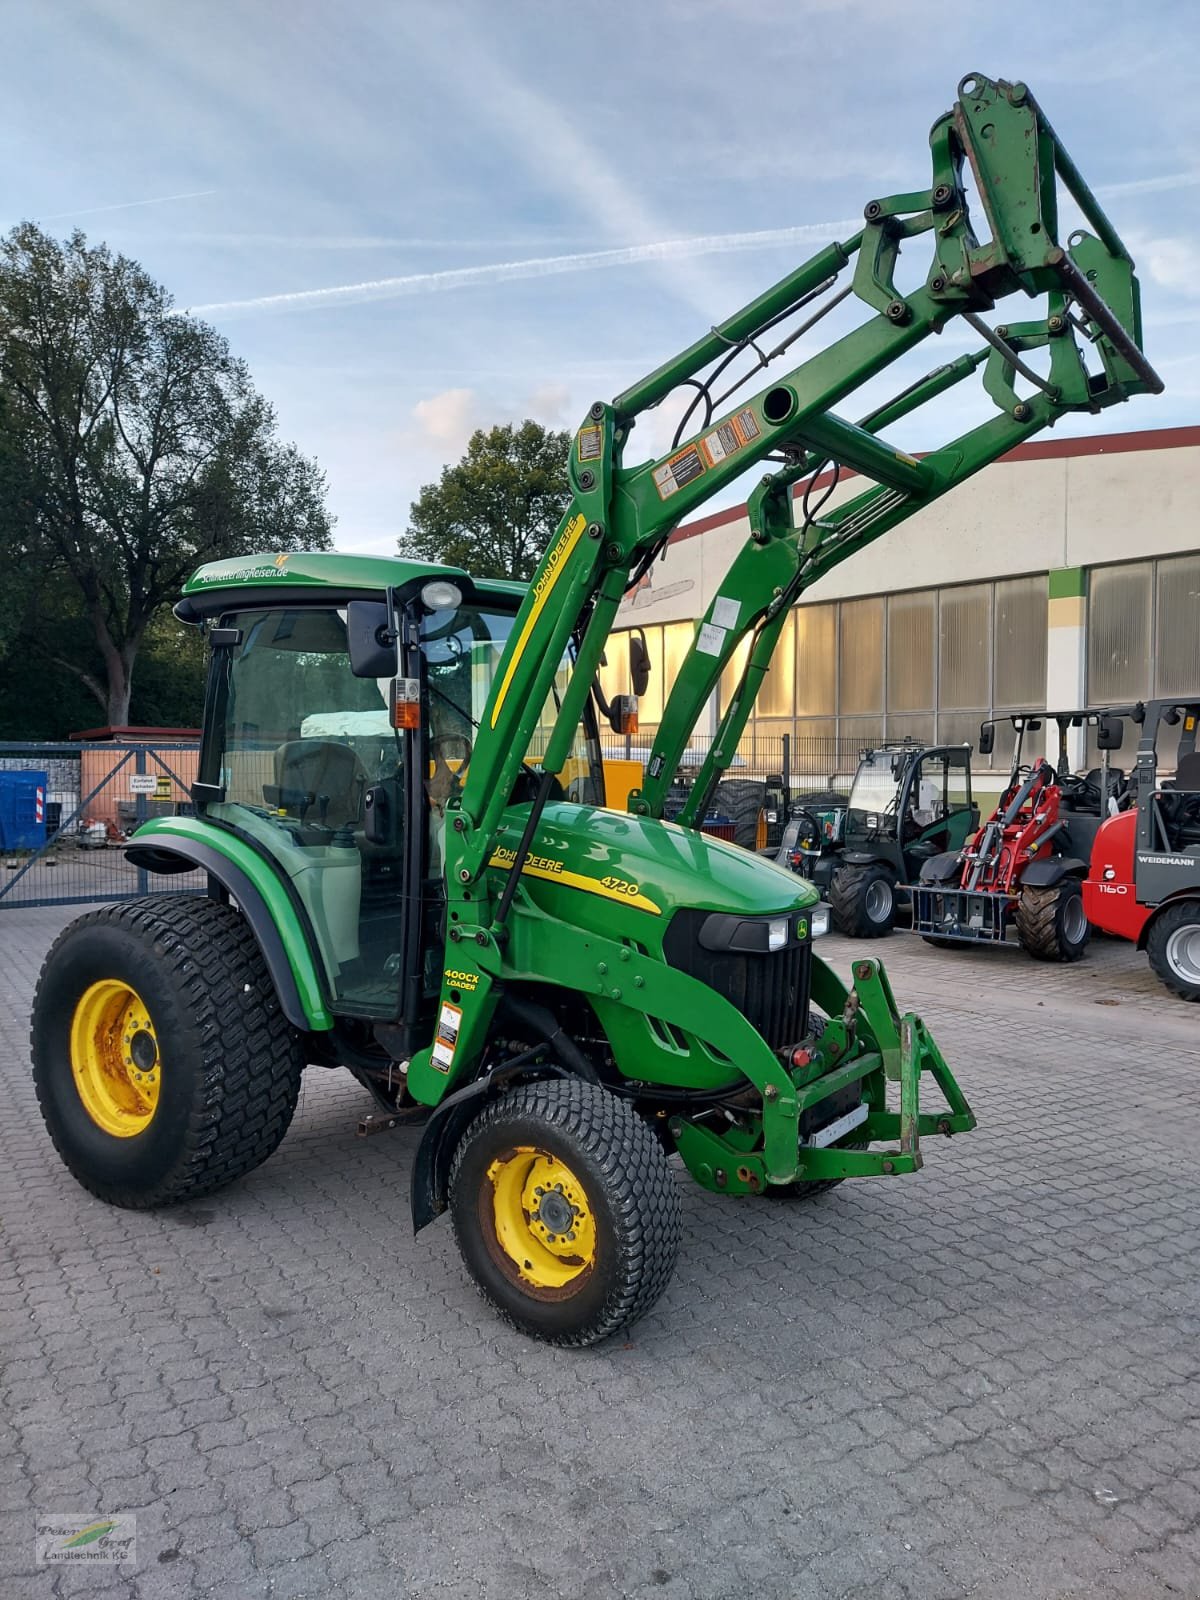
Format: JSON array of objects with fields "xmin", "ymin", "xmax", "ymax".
[
  {"xmin": 264, "ymin": 739, "xmax": 367, "ymax": 835},
  {"xmin": 1157, "ymin": 752, "xmax": 1200, "ymax": 849}
]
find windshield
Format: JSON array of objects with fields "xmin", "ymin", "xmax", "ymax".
[
  {"xmin": 846, "ymin": 749, "xmax": 904, "ymax": 837},
  {"xmin": 420, "ymin": 602, "xmax": 602, "ymax": 804}
]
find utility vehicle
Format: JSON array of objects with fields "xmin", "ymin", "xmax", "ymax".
[
  {"xmin": 911, "ymin": 707, "xmax": 1133, "ymax": 959},
  {"xmin": 1084, "ymin": 699, "xmax": 1200, "ymax": 999},
  {"xmin": 31, "ymin": 75, "xmax": 1160, "ymax": 1344},
  {"xmin": 781, "ymin": 741, "xmax": 977, "ymax": 936}
]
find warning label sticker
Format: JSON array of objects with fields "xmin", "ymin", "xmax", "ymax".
[
  {"xmin": 699, "ymin": 407, "xmax": 762, "ymax": 468},
  {"xmin": 711, "ymin": 596, "xmax": 740, "ymax": 630},
  {"xmin": 652, "ymin": 443, "xmax": 705, "ymax": 500},
  {"xmin": 431, "ymin": 1002, "xmax": 463, "ymax": 1072},
  {"xmin": 696, "ymin": 622, "xmax": 727, "ymax": 657},
  {"xmin": 577, "ymin": 425, "xmax": 603, "ymax": 462}
]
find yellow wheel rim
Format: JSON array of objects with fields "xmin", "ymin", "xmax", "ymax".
[
  {"xmin": 69, "ymin": 980, "xmax": 161, "ymax": 1138},
  {"xmin": 485, "ymin": 1146, "xmax": 597, "ymax": 1293}
]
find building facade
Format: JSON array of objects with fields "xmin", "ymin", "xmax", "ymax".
[{"xmin": 600, "ymin": 426, "xmax": 1199, "ymax": 777}]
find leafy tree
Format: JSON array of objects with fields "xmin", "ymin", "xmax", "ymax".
[
  {"xmin": 0, "ymin": 223, "xmax": 334, "ymax": 726},
  {"xmin": 402, "ymin": 420, "xmax": 571, "ymax": 581}
]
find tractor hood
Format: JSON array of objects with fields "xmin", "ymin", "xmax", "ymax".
[{"xmin": 485, "ymin": 802, "xmax": 817, "ymax": 936}]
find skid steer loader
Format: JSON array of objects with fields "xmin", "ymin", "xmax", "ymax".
[{"xmin": 31, "ymin": 74, "xmax": 1161, "ymax": 1344}]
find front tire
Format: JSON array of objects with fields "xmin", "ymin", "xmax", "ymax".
[
  {"xmin": 1146, "ymin": 901, "xmax": 1200, "ymax": 1001},
  {"xmin": 448, "ymin": 1079, "xmax": 682, "ymax": 1346},
  {"xmin": 31, "ymin": 897, "xmax": 304, "ymax": 1208},
  {"xmin": 829, "ymin": 863, "xmax": 897, "ymax": 938},
  {"xmin": 1015, "ymin": 879, "xmax": 1089, "ymax": 963}
]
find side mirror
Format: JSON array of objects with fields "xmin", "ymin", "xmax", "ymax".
[
  {"xmin": 977, "ymin": 723, "xmax": 995, "ymax": 756},
  {"xmin": 347, "ymin": 601, "xmax": 395, "ymax": 678},
  {"xmin": 629, "ymin": 630, "xmax": 651, "ymax": 697},
  {"xmin": 1096, "ymin": 715, "xmax": 1124, "ymax": 751},
  {"xmin": 1027, "ymin": 718, "xmax": 1043, "ymax": 732}
]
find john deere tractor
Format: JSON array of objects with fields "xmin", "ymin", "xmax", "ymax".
[{"xmin": 31, "ymin": 75, "xmax": 1160, "ymax": 1345}]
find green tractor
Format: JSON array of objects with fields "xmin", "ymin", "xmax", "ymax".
[{"xmin": 31, "ymin": 75, "xmax": 1160, "ymax": 1345}]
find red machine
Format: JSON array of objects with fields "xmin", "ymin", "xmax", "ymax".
[
  {"xmin": 912, "ymin": 708, "xmax": 1132, "ymax": 962},
  {"xmin": 1084, "ymin": 699, "xmax": 1200, "ymax": 999}
]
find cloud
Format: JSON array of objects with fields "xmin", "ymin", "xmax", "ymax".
[
  {"xmin": 524, "ymin": 383, "xmax": 572, "ymax": 427},
  {"xmin": 411, "ymin": 388, "xmax": 484, "ymax": 454},
  {"xmin": 180, "ymin": 219, "xmax": 858, "ymax": 317}
]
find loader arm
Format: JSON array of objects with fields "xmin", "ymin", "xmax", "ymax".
[{"xmin": 449, "ymin": 72, "xmax": 1160, "ymax": 932}]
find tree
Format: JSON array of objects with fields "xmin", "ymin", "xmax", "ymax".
[
  {"xmin": 0, "ymin": 224, "xmax": 334, "ymax": 726},
  {"xmin": 401, "ymin": 420, "xmax": 570, "ymax": 582}
]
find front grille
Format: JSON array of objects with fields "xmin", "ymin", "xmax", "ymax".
[{"xmin": 662, "ymin": 909, "xmax": 811, "ymax": 1051}]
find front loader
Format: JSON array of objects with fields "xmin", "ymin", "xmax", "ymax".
[
  {"xmin": 912, "ymin": 707, "xmax": 1135, "ymax": 959},
  {"xmin": 31, "ymin": 74, "xmax": 1161, "ymax": 1345}
]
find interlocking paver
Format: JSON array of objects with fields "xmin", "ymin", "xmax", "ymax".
[{"xmin": 1, "ymin": 907, "xmax": 1198, "ymax": 1598}]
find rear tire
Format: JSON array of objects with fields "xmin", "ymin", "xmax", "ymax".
[
  {"xmin": 829, "ymin": 863, "xmax": 896, "ymax": 938},
  {"xmin": 1146, "ymin": 901, "xmax": 1200, "ymax": 1001},
  {"xmin": 31, "ymin": 897, "xmax": 304, "ymax": 1208},
  {"xmin": 712, "ymin": 778, "xmax": 767, "ymax": 851},
  {"xmin": 448, "ymin": 1079, "xmax": 682, "ymax": 1346},
  {"xmin": 1015, "ymin": 879, "xmax": 1089, "ymax": 963}
]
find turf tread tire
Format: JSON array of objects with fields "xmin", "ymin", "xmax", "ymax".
[
  {"xmin": 828, "ymin": 862, "xmax": 896, "ymax": 938},
  {"xmin": 1146, "ymin": 900, "xmax": 1200, "ymax": 1001},
  {"xmin": 712, "ymin": 778, "xmax": 768, "ymax": 851},
  {"xmin": 31, "ymin": 896, "xmax": 305, "ymax": 1208},
  {"xmin": 1014, "ymin": 880, "xmax": 1089, "ymax": 963},
  {"xmin": 448, "ymin": 1078, "xmax": 682, "ymax": 1347}
]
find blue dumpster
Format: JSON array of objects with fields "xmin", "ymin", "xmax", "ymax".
[{"xmin": 0, "ymin": 771, "xmax": 48, "ymax": 851}]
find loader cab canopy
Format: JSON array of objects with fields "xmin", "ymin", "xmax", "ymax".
[{"xmin": 190, "ymin": 566, "xmax": 602, "ymax": 1023}]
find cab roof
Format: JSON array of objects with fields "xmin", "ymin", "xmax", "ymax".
[{"xmin": 177, "ymin": 550, "xmax": 528, "ymax": 621}]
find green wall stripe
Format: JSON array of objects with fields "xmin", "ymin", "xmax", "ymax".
[{"xmin": 1047, "ymin": 566, "xmax": 1086, "ymax": 600}]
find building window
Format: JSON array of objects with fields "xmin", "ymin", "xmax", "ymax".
[
  {"xmin": 839, "ymin": 597, "xmax": 884, "ymax": 714},
  {"xmin": 887, "ymin": 591, "xmax": 935, "ymax": 714},
  {"xmin": 939, "ymin": 584, "xmax": 990, "ymax": 710},
  {"xmin": 994, "ymin": 576, "xmax": 1047, "ymax": 708},
  {"xmin": 755, "ymin": 612, "xmax": 795, "ymax": 719},
  {"xmin": 1087, "ymin": 562, "xmax": 1152, "ymax": 704},
  {"xmin": 1155, "ymin": 554, "xmax": 1200, "ymax": 697},
  {"xmin": 794, "ymin": 603, "xmax": 836, "ymax": 716}
]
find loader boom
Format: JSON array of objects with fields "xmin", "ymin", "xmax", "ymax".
[{"xmin": 428, "ymin": 72, "xmax": 1159, "ymax": 1075}]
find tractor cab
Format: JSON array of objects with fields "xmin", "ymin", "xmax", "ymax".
[{"xmin": 170, "ymin": 559, "xmax": 605, "ymax": 1045}]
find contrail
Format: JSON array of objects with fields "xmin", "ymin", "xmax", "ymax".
[
  {"xmin": 1096, "ymin": 171, "xmax": 1200, "ymax": 199},
  {"xmin": 182, "ymin": 221, "xmax": 860, "ymax": 317},
  {"xmin": 34, "ymin": 189, "xmax": 218, "ymax": 223}
]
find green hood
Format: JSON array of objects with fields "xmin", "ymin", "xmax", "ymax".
[{"xmin": 486, "ymin": 802, "xmax": 817, "ymax": 940}]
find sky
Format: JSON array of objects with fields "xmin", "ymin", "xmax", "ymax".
[{"xmin": 2, "ymin": 0, "xmax": 1197, "ymax": 556}]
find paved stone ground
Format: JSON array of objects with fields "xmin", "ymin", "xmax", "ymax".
[{"xmin": 2, "ymin": 905, "xmax": 1198, "ymax": 1600}]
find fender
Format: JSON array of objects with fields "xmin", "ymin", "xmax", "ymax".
[
  {"xmin": 1137, "ymin": 892, "xmax": 1200, "ymax": 952},
  {"xmin": 410, "ymin": 1060, "xmax": 573, "ymax": 1233},
  {"xmin": 410, "ymin": 991, "xmax": 601, "ymax": 1233},
  {"xmin": 841, "ymin": 850, "xmax": 896, "ymax": 870},
  {"xmin": 1019, "ymin": 856, "xmax": 1086, "ymax": 888},
  {"xmin": 125, "ymin": 817, "xmax": 332, "ymax": 1030},
  {"xmin": 918, "ymin": 850, "xmax": 962, "ymax": 885}
]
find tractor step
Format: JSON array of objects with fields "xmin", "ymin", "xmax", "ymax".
[{"xmin": 910, "ymin": 885, "xmax": 1010, "ymax": 945}]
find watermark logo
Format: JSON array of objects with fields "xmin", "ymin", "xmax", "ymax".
[{"xmin": 36, "ymin": 1514, "xmax": 136, "ymax": 1565}]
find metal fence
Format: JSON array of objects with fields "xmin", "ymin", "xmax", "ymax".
[
  {"xmin": 599, "ymin": 732, "xmax": 864, "ymax": 802},
  {"xmin": 0, "ymin": 742, "xmax": 205, "ymax": 911},
  {"xmin": 0, "ymin": 731, "xmax": 872, "ymax": 911}
]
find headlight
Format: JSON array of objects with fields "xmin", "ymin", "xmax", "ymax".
[
  {"xmin": 420, "ymin": 579, "xmax": 463, "ymax": 612},
  {"xmin": 810, "ymin": 905, "xmax": 830, "ymax": 939},
  {"xmin": 696, "ymin": 912, "xmax": 814, "ymax": 953}
]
